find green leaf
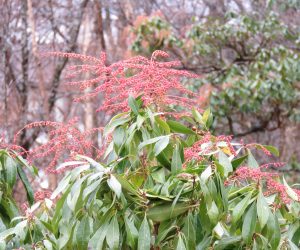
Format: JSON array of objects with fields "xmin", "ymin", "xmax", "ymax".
[
  {"xmin": 107, "ymin": 175, "xmax": 122, "ymax": 198},
  {"xmin": 200, "ymin": 166, "xmax": 212, "ymax": 182},
  {"xmin": 83, "ymin": 178, "xmax": 102, "ymax": 200},
  {"xmin": 232, "ymin": 192, "xmax": 252, "ymax": 224},
  {"xmin": 128, "ymin": 95, "xmax": 140, "ymax": 114},
  {"xmin": 167, "ymin": 120, "xmax": 195, "ymax": 135},
  {"xmin": 15, "ymin": 153, "xmax": 38, "ymax": 175},
  {"xmin": 125, "ymin": 216, "xmax": 138, "ymax": 249},
  {"xmin": 113, "ymin": 127, "xmax": 125, "ymax": 147},
  {"xmin": 242, "ymin": 202, "xmax": 257, "ymax": 244},
  {"xmin": 192, "ymin": 108, "xmax": 203, "ymax": 124},
  {"xmin": 232, "ymin": 155, "xmax": 248, "ymax": 170},
  {"xmin": 176, "ymin": 234, "xmax": 186, "ymax": 250},
  {"xmin": 202, "ymin": 108, "xmax": 210, "ymax": 124},
  {"xmin": 183, "ymin": 213, "xmax": 196, "ymax": 249},
  {"xmin": 138, "ymin": 215, "xmax": 151, "ymax": 250},
  {"xmin": 171, "ymin": 144, "xmax": 182, "ymax": 174},
  {"xmin": 202, "ymin": 108, "xmax": 213, "ymax": 128},
  {"xmin": 267, "ymin": 213, "xmax": 280, "ymax": 249},
  {"xmin": 154, "ymin": 136, "xmax": 170, "ymax": 156},
  {"xmin": 115, "ymin": 175, "xmax": 141, "ymax": 196},
  {"xmin": 257, "ymin": 191, "xmax": 270, "ymax": 229},
  {"xmin": 138, "ymin": 136, "xmax": 168, "ymax": 151},
  {"xmin": 151, "ymin": 168, "xmax": 165, "ymax": 183},
  {"xmin": 106, "ymin": 216, "xmax": 120, "ymax": 250},
  {"xmin": 137, "ymin": 115, "xmax": 145, "ymax": 129},
  {"xmin": 77, "ymin": 155, "xmax": 105, "ymax": 171},
  {"xmin": 155, "ymin": 117, "xmax": 170, "ymax": 134},
  {"xmin": 88, "ymin": 221, "xmax": 109, "ymax": 250},
  {"xmin": 104, "ymin": 115, "xmax": 130, "ymax": 136},
  {"xmin": 214, "ymin": 236, "xmax": 242, "ymax": 250},
  {"xmin": 4, "ymin": 156, "xmax": 17, "ymax": 188},
  {"xmin": 283, "ymin": 177, "xmax": 299, "ymax": 201},
  {"xmin": 262, "ymin": 145, "xmax": 279, "ymax": 157},
  {"xmin": 207, "ymin": 201, "xmax": 219, "ymax": 224},
  {"xmin": 75, "ymin": 215, "xmax": 91, "ymax": 249},
  {"xmin": 247, "ymin": 151, "xmax": 259, "ymax": 168},
  {"xmin": 17, "ymin": 164, "xmax": 34, "ymax": 205},
  {"xmin": 218, "ymin": 151, "xmax": 232, "ymax": 177},
  {"xmin": 148, "ymin": 203, "xmax": 190, "ymax": 222}
]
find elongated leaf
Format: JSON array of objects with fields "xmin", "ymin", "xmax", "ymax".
[
  {"xmin": 88, "ymin": 220, "xmax": 110, "ymax": 249},
  {"xmin": 176, "ymin": 234, "xmax": 186, "ymax": 250},
  {"xmin": 115, "ymin": 175, "xmax": 141, "ymax": 196},
  {"xmin": 138, "ymin": 136, "xmax": 168, "ymax": 151},
  {"xmin": 167, "ymin": 120, "xmax": 195, "ymax": 135},
  {"xmin": 155, "ymin": 117, "xmax": 170, "ymax": 133},
  {"xmin": 4, "ymin": 156, "xmax": 17, "ymax": 188},
  {"xmin": 262, "ymin": 145, "xmax": 279, "ymax": 157},
  {"xmin": 200, "ymin": 166, "xmax": 212, "ymax": 182},
  {"xmin": 148, "ymin": 203, "xmax": 191, "ymax": 222},
  {"xmin": 154, "ymin": 136, "xmax": 170, "ymax": 156},
  {"xmin": 247, "ymin": 151, "xmax": 259, "ymax": 168},
  {"xmin": 207, "ymin": 201, "xmax": 219, "ymax": 224},
  {"xmin": 218, "ymin": 151, "xmax": 232, "ymax": 177},
  {"xmin": 83, "ymin": 179, "xmax": 101, "ymax": 200},
  {"xmin": 0, "ymin": 227, "xmax": 15, "ymax": 241},
  {"xmin": 55, "ymin": 160, "xmax": 86, "ymax": 172},
  {"xmin": 107, "ymin": 175, "xmax": 122, "ymax": 198},
  {"xmin": 242, "ymin": 202, "xmax": 257, "ymax": 244},
  {"xmin": 202, "ymin": 108, "xmax": 210, "ymax": 125},
  {"xmin": 75, "ymin": 215, "xmax": 90, "ymax": 249},
  {"xmin": 104, "ymin": 116, "xmax": 130, "ymax": 136},
  {"xmin": 183, "ymin": 213, "xmax": 196, "ymax": 249},
  {"xmin": 106, "ymin": 216, "xmax": 119, "ymax": 250},
  {"xmin": 232, "ymin": 192, "xmax": 252, "ymax": 224},
  {"xmin": 283, "ymin": 177, "xmax": 299, "ymax": 201},
  {"xmin": 51, "ymin": 174, "xmax": 72, "ymax": 200},
  {"xmin": 125, "ymin": 216, "xmax": 138, "ymax": 249},
  {"xmin": 192, "ymin": 108, "xmax": 203, "ymax": 124},
  {"xmin": 128, "ymin": 95, "xmax": 140, "ymax": 114},
  {"xmin": 138, "ymin": 215, "xmax": 151, "ymax": 250},
  {"xmin": 214, "ymin": 236, "xmax": 242, "ymax": 250},
  {"xmin": 267, "ymin": 213, "xmax": 280, "ymax": 249},
  {"xmin": 171, "ymin": 144, "xmax": 182, "ymax": 174},
  {"xmin": 257, "ymin": 191, "xmax": 270, "ymax": 229},
  {"xmin": 17, "ymin": 165, "xmax": 34, "ymax": 205},
  {"xmin": 113, "ymin": 126, "xmax": 125, "ymax": 147},
  {"xmin": 232, "ymin": 155, "xmax": 248, "ymax": 170},
  {"xmin": 13, "ymin": 153, "xmax": 37, "ymax": 176},
  {"xmin": 77, "ymin": 155, "xmax": 106, "ymax": 171}
]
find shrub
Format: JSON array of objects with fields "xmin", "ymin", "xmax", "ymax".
[{"xmin": 0, "ymin": 51, "xmax": 300, "ymax": 249}]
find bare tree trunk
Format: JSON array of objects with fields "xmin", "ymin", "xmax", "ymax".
[
  {"xmin": 95, "ymin": 0, "xmax": 106, "ymax": 51},
  {"xmin": 105, "ymin": 7, "xmax": 115, "ymax": 53},
  {"xmin": 27, "ymin": 0, "xmax": 48, "ymax": 119},
  {"xmin": 18, "ymin": 0, "xmax": 30, "ymax": 147},
  {"xmin": 48, "ymin": 0, "xmax": 90, "ymax": 113}
]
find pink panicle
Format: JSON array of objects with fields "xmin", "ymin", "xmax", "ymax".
[
  {"xmin": 231, "ymin": 166, "xmax": 300, "ymax": 204},
  {"xmin": 34, "ymin": 190, "xmax": 52, "ymax": 202},
  {"xmin": 245, "ymin": 143, "xmax": 272, "ymax": 156},
  {"xmin": 260, "ymin": 162, "xmax": 285, "ymax": 169},
  {"xmin": 184, "ymin": 133, "xmax": 211, "ymax": 164},
  {"xmin": 46, "ymin": 50, "xmax": 200, "ymax": 114},
  {"xmin": 14, "ymin": 118, "xmax": 102, "ymax": 173}
]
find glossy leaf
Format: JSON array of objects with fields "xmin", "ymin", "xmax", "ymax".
[{"xmin": 138, "ymin": 215, "xmax": 151, "ymax": 250}]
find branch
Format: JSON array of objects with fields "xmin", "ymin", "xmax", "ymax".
[{"xmin": 48, "ymin": 0, "xmax": 89, "ymax": 112}]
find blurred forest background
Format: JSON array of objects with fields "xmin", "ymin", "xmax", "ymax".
[{"xmin": 0, "ymin": 0, "xmax": 299, "ymax": 193}]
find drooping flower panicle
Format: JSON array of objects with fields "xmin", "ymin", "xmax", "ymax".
[{"xmin": 14, "ymin": 118, "xmax": 103, "ymax": 173}]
